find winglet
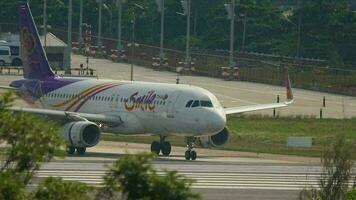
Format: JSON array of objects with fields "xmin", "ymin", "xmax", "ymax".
[{"xmin": 285, "ymin": 70, "xmax": 294, "ymax": 104}]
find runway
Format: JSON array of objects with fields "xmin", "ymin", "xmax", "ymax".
[
  {"xmin": 36, "ymin": 161, "xmax": 322, "ymax": 190},
  {"xmin": 28, "ymin": 141, "xmax": 326, "ymax": 200}
]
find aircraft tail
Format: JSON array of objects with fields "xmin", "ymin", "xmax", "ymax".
[{"xmin": 18, "ymin": 1, "xmax": 54, "ymax": 80}]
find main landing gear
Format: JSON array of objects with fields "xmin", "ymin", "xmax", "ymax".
[
  {"xmin": 67, "ymin": 146, "xmax": 86, "ymax": 155},
  {"xmin": 151, "ymin": 136, "xmax": 171, "ymax": 156},
  {"xmin": 185, "ymin": 137, "xmax": 197, "ymax": 161}
]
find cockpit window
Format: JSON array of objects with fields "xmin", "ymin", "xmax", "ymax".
[
  {"xmin": 191, "ymin": 100, "xmax": 200, "ymax": 107},
  {"xmin": 185, "ymin": 100, "xmax": 193, "ymax": 107},
  {"xmin": 200, "ymin": 100, "xmax": 213, "ymax": 107}
]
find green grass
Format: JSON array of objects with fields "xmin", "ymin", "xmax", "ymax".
[{"xmin": 102, "ymin": 116, "xmax": 356, "ymax": 158}]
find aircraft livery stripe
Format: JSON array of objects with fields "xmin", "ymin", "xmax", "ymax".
[
  {"xmin": 72, "ymin": 83, "xmax": 126, "ymax": 112},
  {"xmin": 63, "ymin": 82, "xmax": 121, "ymax": 111},
  {"xmin": 50, "ymin": 82, "xmax": 118, "ymax": 108}
]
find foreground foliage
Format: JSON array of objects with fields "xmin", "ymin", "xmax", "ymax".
[
  {"xmin": 32, "ymin": 177, "xmax": 92, "ymax": 200},
  {"xmin": 97, "ymin": 153, "xmax": 201, "ymax": 200},
  {"xmin": 299, "ymin": 134, "xmax": 355, "ymax": 200}
]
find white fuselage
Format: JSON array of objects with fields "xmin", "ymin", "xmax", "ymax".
[{"xmin": 37, "ymin": 78, "xmax": 227, "ymax": 137}]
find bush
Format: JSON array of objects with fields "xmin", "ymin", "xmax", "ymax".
[
  {"xmin": 97, "ymin": 153, "xmax": 201, "ymax": 200},
  {"xmin": 32, "ymin": 177, "xmax": 92, "ymax": 200}
]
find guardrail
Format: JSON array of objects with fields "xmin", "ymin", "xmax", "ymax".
[{"xmin": 0, "ymin": 66, "xmax": 98, "ymax": 78}]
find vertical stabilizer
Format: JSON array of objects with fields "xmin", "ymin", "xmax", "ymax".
[{"xmin": 18, "ymin": 2, "xmax": 54, "ymax": 80}]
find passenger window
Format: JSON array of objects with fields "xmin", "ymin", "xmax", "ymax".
[
  {"xmin": 185, "ymin": 100, "xmax": 193, "ymax": 107},
  {"xmin": 192, "ymin": 100, "xmax": 200, "ymax": 107}
]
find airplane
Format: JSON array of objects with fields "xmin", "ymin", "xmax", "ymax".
[{"xmin": 0, "ymin": 2, "xmax": 293, "ymax": 160}]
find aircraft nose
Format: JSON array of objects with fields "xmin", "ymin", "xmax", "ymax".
[{"xmin": 208, "ymin": 111, "xmax": 226, "ymax": 133}]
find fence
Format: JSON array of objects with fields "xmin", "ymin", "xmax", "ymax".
[{"xmin": 2, "ymin": 23, "xmax": 356, "ymax": 96}]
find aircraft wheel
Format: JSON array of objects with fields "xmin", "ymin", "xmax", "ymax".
[
  {"xmin": 190, "ymin": 151, "xmax": 197, "ymax": 161},
  {"xmin": 185, "ymin": 150, "xmax": 191, "ymax": 160},
  {"xmin": 77, "ymin": 147, "xmax": 86, "ymax": 155},
  {"xmin": 151, "ymin": 141, "xmax": 161, "ymax": 155},
  {"xmin": 67, "ymin": 146, "xmax": 76, "ymax": 155},
  {"xmin": 161, "ymin": 141, "xmax": 171, "ymax": 156}
]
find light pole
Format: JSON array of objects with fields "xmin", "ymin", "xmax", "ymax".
[
  {"xmin": 78, "ymin": 0, "xmax": 83, "ymax": 48},
  {"xmin": 103, "ymin": 3, "xmax": 113, "ymax": 37},
  {"xmin": 130, "ymin": 16, "xmax": 135, "ymax": 81},
  {"xmin": 297, "ymin": 0, "xmax": 302, "ymax": 58},
  {"xmin": 284, "ymin": 18, "xmax": 301, "ymax": 58},
  {"xmin": 97, "ymin": 0, "xmax": 103, "ymax": 47},
  {"xmin": 43, "ymin": 0, "xmax": 47, "ymax": 48},
  {"xmin": 241, "ymin": 12, "xmax": 247, "ymax": 52},
  {"xmin": 116, "ymin": 0, "xmax": 125, "ymax": 52},
  {"xmin": 130, "ymin": 3, "xmax": 145, "ymax": 81},
  {"xmin": 156, "ymin": 0, "xmax": 165, "ymax": 67},
  {"xmin": 224, "ymin": 0, "xmax": 235, "ymax": 69},
  {"xmin": 181, "ymin": 0, "xmax": 191, "ymax": 69},
  {"xmin": 67, "ymin": 0, "xmax": 72, "ymax": 73}
]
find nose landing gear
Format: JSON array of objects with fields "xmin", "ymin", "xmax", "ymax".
[
  {"xmin": 185, "ymin": 137, "xmax": 197, "ymax": 160},
  {"xmin": 150, "ymin": 136, "xmax": 171, "ymax": 156},
  {"xmin": 67, "ymin": 146, "xmax": 86, "ymax": 155}
]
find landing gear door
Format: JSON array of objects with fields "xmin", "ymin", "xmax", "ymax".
[{"xmin": 166, "ymin": 91, "xmax": 181, "ymax": 118}]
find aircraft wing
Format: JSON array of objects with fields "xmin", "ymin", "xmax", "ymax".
[
  {"xmin": 224, "ymin": 71, "xmax": 294, "ymax": 115},
  {"xmin": 224, "ymin": 102, "xmax": 291, "ymax": 115},
  {"xmin": 0, "ymin": 86, "xmax": 18, "ymax": 90},
  {"xmin": 10, "ymin": 107, "xmax": 122, "ymax": 125}
]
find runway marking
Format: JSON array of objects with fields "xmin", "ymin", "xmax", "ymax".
[{"xmin": 33, "ymin": 169, "xmax": 339, "ymax": 191}]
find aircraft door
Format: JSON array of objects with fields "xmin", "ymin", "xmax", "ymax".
[{"xmin": 166, "ymin": 91, "xmax": 181, "ymax": 118}]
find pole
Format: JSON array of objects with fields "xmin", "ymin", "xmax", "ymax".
[
  {"xmin": 98, "ymin": 0, "xmax": 102, "ymax": 47},
  {"xmin": 159, "ymin": 0, "xmax": 165, "ymax": 67},
  {"xmin": 229, "ymin": 0, "xmax": 235, "ymax": 69},
  {"xmin": 78, "ymin": 0, "xmax": 83, "ymax": 46},
  {"xmin": 130, "ymin": 16, "xmax": 135, "ymax": 81},
  {"xmin": 117, "ymin": 0, "xmax": 122, "ymax": 51},
  {"xmin": 67, "ymin": 0, "xmax": 72, "ymax": 72},
  {"xmin": 185, "ymin": 0, "xmax": 191, "ymax": 69},
  {"xmin": 108, "ymin": 9, "xmax": 113, "ymax": 37},
  {"xmin": 242, "ymin": 12, "xmax": 247, "ymax": 52},
  {"xmin": 297, "ymin": 0, "xmax": 302, "ymax": 58},
  {"xmin": 297, "ymin": 4, "xmax": 302, "ymax": 57},
  {"xmin": 43, "ymin": 0, "xmax": 47, "ymax": 48}
]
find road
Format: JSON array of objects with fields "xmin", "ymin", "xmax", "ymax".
[
  {"xmin": 30, "ymin": 141, "xmax": 326, "ymax": 200},
  {"xmin": 1, "ymin": 53, "xmax": 356, "ymax": 118}
]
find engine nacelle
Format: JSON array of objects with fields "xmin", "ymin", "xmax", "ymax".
[
  {"xmin": 63, "ymin": 121, "xmax": 101, "ymax": 148},
  {"xmin": 198, "ymin": 127, "xmax": 230, "ymax": 148}
]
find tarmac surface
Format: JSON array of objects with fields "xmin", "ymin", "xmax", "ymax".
[
  {"xmin": 30, "ymin": 141, "xmax": 325, "ymax": 200},
  {"xmin": 2, "ymin": 54, "xmax": 355, "ymax": 118}
]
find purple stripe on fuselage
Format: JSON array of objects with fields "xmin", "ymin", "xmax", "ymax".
[
  {"xmin": 10, "ymin": 76, "xmax": 82, "ymax": 100},
  {"xmin": 73, "ymin": 83, "xmax": 124, "ymax": 112}
]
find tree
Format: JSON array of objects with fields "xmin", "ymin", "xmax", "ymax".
[
  {"xmin": 32, "ymin": 177, "xmax": 92, "ymax": 200},
  {"xmin": 0, "ymin": 171, "xmax": 27, "ymax": 200},
  {"xmin": 318, "ymin": 134, "xmax": 354, "ymax": 200},
  {"xmin": 0, "ymin": 92, "xmax": 88, "ymax": 199},
  {"xmin": 0, "ymin": 92, "xmax": 65, "ymax": 185},
  {"xmin": 299, "ymin": 134, "xmax": 355, "ymax": 200},
  {"xmin": 293, "ymin": 0, "xmax": 356, "ymax": 65},
  {"xmin": 96, "ymin": 153, "xmax": 201, "ymax": 200}
]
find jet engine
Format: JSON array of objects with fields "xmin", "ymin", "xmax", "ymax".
[
  {"xmin": 197, "ymin": 127, "xmax": 229, "ymax": 148},
  {"xmin": 63, "ymin": 121, "xmax": 101, "ymax": 147}
]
